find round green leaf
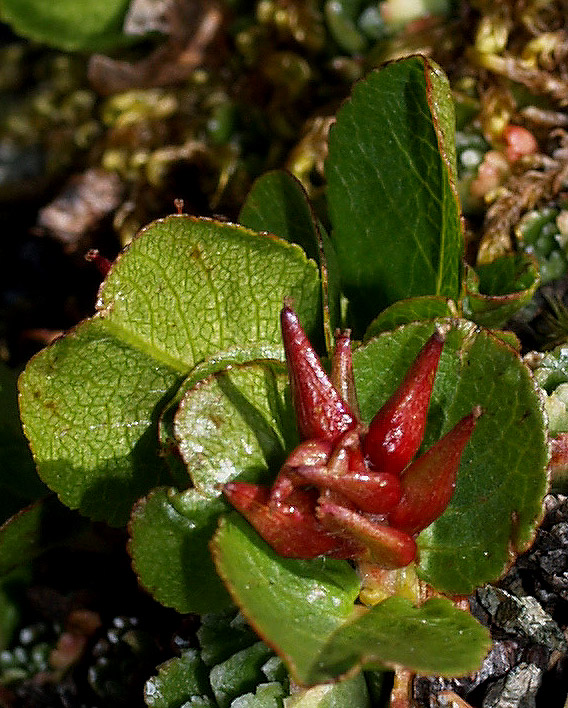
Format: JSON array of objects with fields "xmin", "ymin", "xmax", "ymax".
[
  {"xmin": 326, "ymin": 57, "xmax": 463, "ymax": 332},
  {"xmin": 317, "ymin": 596, "xmax": 491, "ymax": 681},
  {"xmin": 129, "ymin": 487, "xmax": 232, "ymax": 615},
  {"xmin": 213, "ymin": 514, "xmax": 491, "ymax": 684},
  {"xmin": 353, "ymin": 319, "xmax": 548, "ymax": 594},
  {"xmin": 174, "ymin": 362, "xmax": 296, "ymax": 498},
  {"xmin": 19, "ymin": 217, "xmax": 321, "ymax": 525},
  {"xmin": 19, "ymin": 319, "xmax": 180, "ymax": 526},
  {"xmin": 0, "ymin": 0, "xmax": 132, "ymax": 51},
  {"xmin": 212, "ymin": 514, "xmax": 362, "ymax": 683}
]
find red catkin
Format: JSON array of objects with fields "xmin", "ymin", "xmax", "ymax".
[
  {"xmin": 388, "ymin": 407, "xmax": 481, "ymax": 535},
  {"xmin": 281, "ymin": 307, "xmax": 356, "ymax": 443},
  {"xmin": 363, "ymin": 330, "xmax": 445, "ymax": 476}
]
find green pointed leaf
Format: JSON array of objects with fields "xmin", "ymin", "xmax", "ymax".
[
  {"xmin": 463, "ymin": 253, "xmax": 540, "ymax": 328},
  {"xmin": 285, "ymin": 673, "xmax": 370, "ymax": 708},
  {"xmin": 129, "ymin": 487, "xmax": 232, "ymax": 614},
  {"xmin": 0, "ymin": 0, "xmax": 133, "ymax": 51},
  {"xmin": 174, "ymin": 362, "xmax": 296, "ymax": 498},
  {"xmin": 239, "ymin": 170, "xmax": 340, "ymax": 351},
  {"xmin": 20, "ymin": 217, "xmax": 321, "ymax": 525},
  {"xmin": 213, "ymin": 514, "xmax": 490, "ymax": 684},
  {"xmin": 353, "ymin": 319, "xmax": 548, "ymax": 594},
  {"xmin": 326, "ymin": 56, "xmax": 462, "ymax": 332},
  {"xmin": 239, "ymin": 171, "xmax": 320, "ymax": 263},
  {"xmin": 144, "ymin": 650, "xmax": 213, "ymax": 708},
  {"xmin": 364, "ymin": 296, "xmax": 456, "ymax": 340},
  {"xmin": 210, "ymin": 641, "xmax": 274, "ymax": 708}
]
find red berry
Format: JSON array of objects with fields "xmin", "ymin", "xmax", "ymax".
[{"xmin": 504, "ymin": 125, "xmax": 538, "ymax": 163}]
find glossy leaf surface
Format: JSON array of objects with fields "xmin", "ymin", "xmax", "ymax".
[
  {"xmin": 364, "ymin": 296, "xmax": 456, "ymax": 340},
  {"xmin": 174, "ymin": 362, "xmax": 296, "ymax": 498},
  {"xmin": 239, "ymin": 170, "xmax": 320, "ymax": 263},
  {"xmin": 19, "ymin": 217, "xmax": 321, "ymax": 525},
  {"xmin": 129, "ymin": 487, "xmax": 232, "ymax": 614},
  {"xmin": 213, "ymin": 514, "xmax": 491, "ymax": 684},
  {"xmin": 326, "ymin": 56, "xmax": 462, "ymax": 331}
]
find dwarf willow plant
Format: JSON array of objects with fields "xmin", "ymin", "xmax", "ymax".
[{"xmin": 14, "ymin": 57, "xmax": 548, "ymax": 693}]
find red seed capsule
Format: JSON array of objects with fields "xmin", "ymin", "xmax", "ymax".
[
  {"xmin": 281, "ymin": 307, "xmax": 356, "ymax": 443},
  {"xmin": 363, "ymin": 329, "xmax": 445, "ymax": 476},
  {"xmin": 388, "ymin": 407, "xmax": 481, "ymax": 535},
  {"xmin": 270, "ymin": 439, "xmax": 333, "ymax": 505},
  {"xmin": 297, "ymin": 463, "xmax": 402, "ymax": 514},
  {"xmin": 224, "ymin": 482, "xmax": 358, "ymax": 558},
  {"xmin": 331, "ymin": 329, "xmax": 360, "ymax": 418},
  {"xmin": 317, "ymin": 500, "xmax": 417, "ymax": 568}
]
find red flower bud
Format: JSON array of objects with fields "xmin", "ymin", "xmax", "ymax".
[
  {"xmin": 270, "ymin": 439, "xmax": 332, "ymax": 504},
  {"xmin": 223, "ymin": 310, "xmax": 480, "ymax": 569},
  {"xmin": 299, "ymin": 465, "xmax": 402, "ymax": 514},
  {"xmin": 294, "ymin": 435, "xmax": 402, "ymax": 515}
]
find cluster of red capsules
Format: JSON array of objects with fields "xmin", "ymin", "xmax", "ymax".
[{"xmin": 224, "ymin": 307, "xmax": 480, "ymax": 569}]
